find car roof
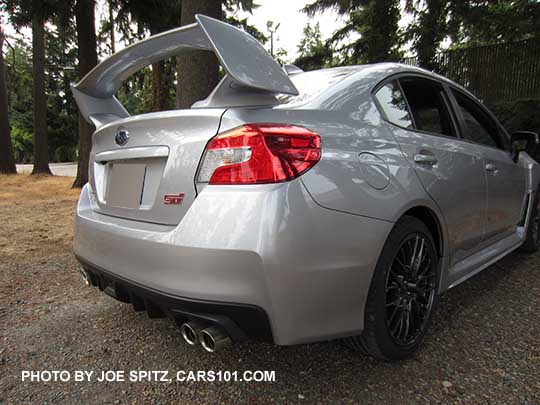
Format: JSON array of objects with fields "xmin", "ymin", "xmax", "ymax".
[
  {"xmin": 279, "ymin": 62, "xmax": 473, "ymax": 108},
  {"xmin": 294, "ymin": 62, "xmax": 455, "ymax": 87}
]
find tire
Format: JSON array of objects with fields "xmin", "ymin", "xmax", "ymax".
[
  {"xmin": 345, "ymin": 216, "xmax": 439, "ymax": 361},
  {"xmin": 520, "ymin": 188, "xmax": 540, "ymax": 253}
]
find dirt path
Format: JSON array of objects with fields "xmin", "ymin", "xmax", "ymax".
[{"xmin": 1, "ymin": 175, "xmax": 539, "ymax": 403}]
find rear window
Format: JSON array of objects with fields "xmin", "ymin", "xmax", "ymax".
[
  {"xmin": 277, "ymin": 69, "xmax": 355, "ymax": 105},
  {"xmin": 374, "ymin": 81, "xmax": 413, "ymax": 129}
]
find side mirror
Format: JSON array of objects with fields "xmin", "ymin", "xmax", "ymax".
[{"xmin": 511, "ymin": 131, "xmax": 539, "ymax": 162}]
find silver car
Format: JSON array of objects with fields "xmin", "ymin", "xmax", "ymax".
[{"xmin": 73, "ymin": 15, "xmax": 540, "ymax": 360}]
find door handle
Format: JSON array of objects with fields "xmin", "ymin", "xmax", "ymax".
[
  {"xmin": 413, "ymin": 154, "xmax": 438, "ymax": 165},
  {"xmin": 485, "ymin": 163, "xmax": 498, "ymax": 172}
]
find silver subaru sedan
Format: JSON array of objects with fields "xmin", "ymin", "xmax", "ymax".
[{"xmin": 72, "ymin": 15, "xmax": 540, "ymax": 360}]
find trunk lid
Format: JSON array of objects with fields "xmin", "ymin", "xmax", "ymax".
[{"xmin": 88, "ymin": 109, "xmax": 225, "ymax": 225}]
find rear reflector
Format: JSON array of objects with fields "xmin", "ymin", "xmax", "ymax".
[{"xmin": 197, "ymin": 124, "xmax": 322, "ymax": 185}]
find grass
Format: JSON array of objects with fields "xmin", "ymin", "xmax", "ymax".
[{"xmin": 0, "ymin": 174, "xmax": 80, "ymax": 265}]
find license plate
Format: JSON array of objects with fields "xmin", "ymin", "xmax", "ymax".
[{"xmin": 106, "ymin": 163, "xmax": 146, "ymax": 209}]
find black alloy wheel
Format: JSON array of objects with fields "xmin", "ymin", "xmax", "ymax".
[
  {"xmin": 385, "ymin": 233, "xmax": 437, "ymax": 346},
  {"xmin": 345, "ymin": 216, "xmax": 440, "ymax": 361}
]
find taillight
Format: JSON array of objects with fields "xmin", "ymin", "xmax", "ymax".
[{"xmin": 197, "ymin": 124, "xmax": 322, "ymax": 185}]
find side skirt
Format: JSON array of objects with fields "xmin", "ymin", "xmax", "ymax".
[{"xmin": 440, "ymin": 232, "xmax": 523, "ymax": 292}]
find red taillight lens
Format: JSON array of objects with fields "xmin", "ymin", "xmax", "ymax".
[{"xmin": 198, "ymin": 124, "xmax": 322, "ymax": 185}]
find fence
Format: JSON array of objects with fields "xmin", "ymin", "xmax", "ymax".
[{"xmin": 403, "ymin": 38, "xmax": 540, "ymax": 105}]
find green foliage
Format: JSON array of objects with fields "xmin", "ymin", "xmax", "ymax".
[
  {"xmin": 5, "ymin": 39, "xmax": 33, "ymax": 163},
  {"xmin": 114, "ymin": 0, "xmax": 182, "ymax": 36},
  {"xmin": 223, "ymin": 0, "xmax": 257, "ymax": 13},
  {"xmin": 54, "ymin": 144, "xmax": 77, "ymax": 162},
  {"xmin": 491, "ymin": 98, "xmax": 540, "ymax": 161},
  {"xmin": 293, "ymin": 22, "xmax": 332, "ymax": 70},
  {"xmin": 448, "ymin": 0, "xmax": 540, "ymax": 46},
  {"xmin": 405, "ymin": 0, "xmax": 448, "ymax": 70},
  {"xmin": 303, "ymin": 0, "xmax": 402, "ymax": 65},
  {"xmin": 45, "ymin": 26, "xmax": 78, "ymax": 161},
  {"xmin": 5, "ymin": 29, "xmax": 78, "ymax": 163},
  {"xmin": 10, "ymin": 125, "xmax": 33, "ymax": 163},
  {"xmin": 491, "ymin": 99, "xmax": 540, "ymax": 135},
  {"xmin": 224, "ymin": 15, "xmax": 267, "ymax": 44},
  {"xmin": 2, "ymin": 0, "xmax": 61, "ymax": 26},
  {"xmin": 402, "ymin": 0, "xmax": 540, "ymax": 71}
]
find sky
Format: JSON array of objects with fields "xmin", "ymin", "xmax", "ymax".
[
  {"xmin": 2, "ymin": 0, "xmax": 343, "ymax": 61},
  {"xmin": 237, "ymin": 0, "xmax": 344, "ymax": 59}
]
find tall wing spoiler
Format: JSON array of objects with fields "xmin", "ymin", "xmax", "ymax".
[{"xmin": 72, "ymin": 14, "xmax": 299, "ymax": 128}]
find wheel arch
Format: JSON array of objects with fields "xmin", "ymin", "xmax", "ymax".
[{"xmin": 398, "ymin": 204, "xmax": 448, "ymax": 258}]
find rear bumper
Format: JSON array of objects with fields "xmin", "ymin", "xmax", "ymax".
[
  {"xmin": 74, "ymin": 181, "xmax": 393, "ymax": 345},
  {"xmin": 77, "ymin": 256, "xmax": 272, "ymax": 341}
]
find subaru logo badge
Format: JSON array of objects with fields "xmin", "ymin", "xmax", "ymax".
[{"xmin": 115, "ymin": 129, "xmax": 129, "ymax": 146}]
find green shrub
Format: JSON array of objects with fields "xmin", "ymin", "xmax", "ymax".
[
  {"xmin": 490, "ymin": 99, "xmax": 540, "ymax": 161},
  {"xmin": 11, "ymin": 125, "xmax": 33, "ymax": 163},
  {"xmin": 54, "ymin": 145, "xmax": 77, "ymax": 162}
]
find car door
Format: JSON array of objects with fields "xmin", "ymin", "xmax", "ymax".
[
  {"xmin": 374, "ymin": 75, "xmax": 487, "ymax": 265},
  {"xmin": 449, "ymin": 88, "xmax": 526, "ymax": 241}
]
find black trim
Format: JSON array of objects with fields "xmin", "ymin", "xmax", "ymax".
[
  {"xmin": 371, "ymin": 70, "xmax": 512, "ymax": 153},
  {"xmin": 75, "ymin": 255, "xmax": 273, "ymax": 342},
  {"xmin": 446, "ymin": 86, "xmax": 511, "ymax": 152},
  {"xmin": 373, "ymin": 73, "xmax": 460, "ymax": 141}
]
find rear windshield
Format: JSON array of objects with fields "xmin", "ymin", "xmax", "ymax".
[{"xmin": 277, "ymin": 68, "xmax": 357, "ymax": 105}]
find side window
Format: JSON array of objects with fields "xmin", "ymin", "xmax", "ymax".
[
  {"xmin": 452, "ymin": 90, "xmax": 503, "ymax": 149},
  {"xmin": 399, "ymin": 77, "xmax": 455, "ymax": 137},
  {"xmin": 374, "ymin": 81, "xmax": 413, "ymax": 129}
]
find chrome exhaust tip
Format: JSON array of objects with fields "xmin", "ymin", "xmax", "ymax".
[
  {"xmin": 180, "ymin": 321, "xmax": 207, "ymax": 346},
  {"xmin": 79, "ymin": 267, "xmax": 91, "ymax": 286},
  {"xmin": 199, "ymin": 326, "xmax": 232, "ymax": 353}
]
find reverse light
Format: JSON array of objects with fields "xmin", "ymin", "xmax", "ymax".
[{"xmin": 197, "ymin": 124, "xmax": 322, "ymax": 185}]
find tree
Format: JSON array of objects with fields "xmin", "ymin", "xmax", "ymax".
[
  {"xmin": 175, "ymin": 0, "xmax": 222, "ymax": 109},
  {"xmin": 73, "ymin": 0, "xmax": 98, "ymax": 188},
  {"xmin": 0, "ymin": 22, "xmax": 17, "ymax": 174},
  {"xmin": 303, "ymin": 0, "xmax": 402, "ymax": 65},
  {"xmin": 405, "ymin": 0, "xmax": 448, "ymax": 70},
  {"xmin": 447, "ymin": 0, "xmax": 540, "ymax": 46},
  {"xmin": 293, "ymin": 22, "xmax": 332, "ymax": 71},
  {"xmin": 30, "ymin": 9, "xmax": 51, "ymax": 174},
  {"xmin": 5, "ymin": 38, "xmax": 34, "ymax": 163},
  {"xmin": 3, "ymin": 0, "xmax": 57, "ymax": 174},
  {"xmin": 4, "ymin": 21, "xmax": 79, "ymax": 166},
  {"xmin": 116, "ymin": 0, "xmax": 182, "ymax": 112},
  {"xmin": 175, "ymin": 0, "xmax": 256, "ymax": 109}
]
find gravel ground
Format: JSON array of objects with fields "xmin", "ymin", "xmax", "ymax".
[{"xmin": 1, "ymin": 176, "xmax": 539, "ymax": 403}]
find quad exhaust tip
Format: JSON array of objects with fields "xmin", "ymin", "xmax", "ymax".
[
  {"xmin": 199, "ymin": 325, "xmax": 232, "ymax": 353},
  {"xmin": 79, "ymin": 267, "xmax": 91, "ymax": 286},
  {"xmin": 180, "ymin": 321, "xmax": 232, "ymax": 352}
]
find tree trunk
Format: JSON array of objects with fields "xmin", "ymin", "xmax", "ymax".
[
  {"xmin": 151, "ymin": 61, "xmax": 167, "ymax": 111},
  {"xmin": 0, "ymin": 26, "xmax": 17, "ymax": 174},
  {"xmin": 175, "ymin": 0, "xmax": 222, "ymax": 109},
  {"xmin": 108, "ymin": 0, "xmax": 115, "ymax": 54},
  {"xmin": 31, "ymin": 13, "xmax": 51, "ymax": 175},
  {"xmin": 73, "ymin": 0, "xmax": 98, "ymax": 188}
]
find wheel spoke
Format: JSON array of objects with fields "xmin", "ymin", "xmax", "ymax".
[
  {"xmin": 402, "ymin": 303, "xmax": 411, "ymax": 340},
  {"xmin": 394, "ymin": 312, "xmax": 405, "ymax": 337},
  {"xmin": 417, "ymin": 257, "xmax": 432, "ymax": 278},
  {"xmin": 388, "ymin": 302, "xmax": 402, "ymax": 326},
  {"xmin": 386, "ymin": 297, "xmax": 401, "ymax": 307},
  {"xmin": 409, "ymin": 236, "xmax": 419, "ymax": 269},
  {"xmin": 394, "ymin": 256, "xmax": 407, "ymax": 272}
]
